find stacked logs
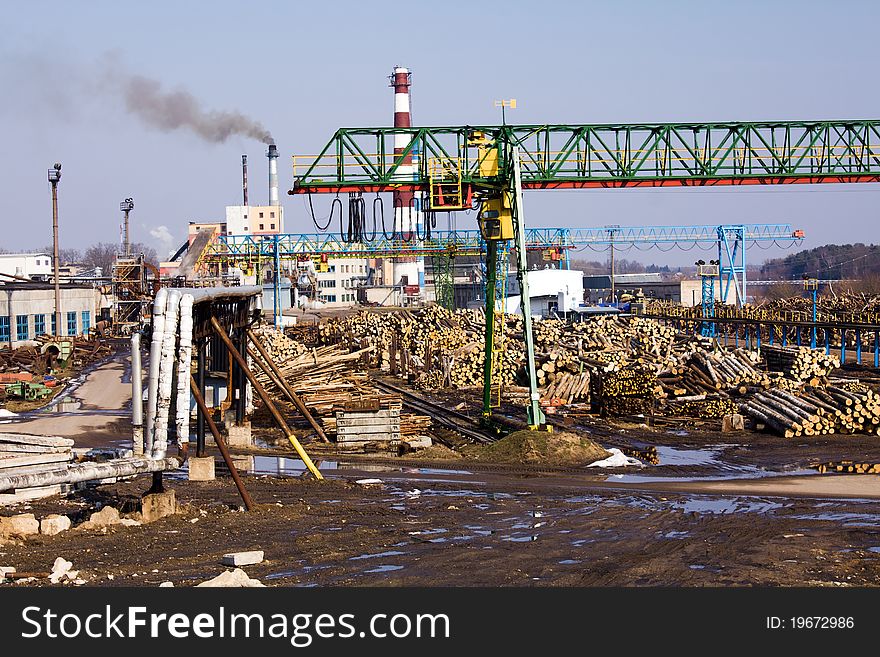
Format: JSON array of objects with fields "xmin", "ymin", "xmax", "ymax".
[
  {"xmin": 252, "ymin": 327, "xmax": 432, "ymax": 438},
  {"xmin": 661, "ymin": 396, "xmax": 739, "ymax": 419},
  {"xmin": 740, "ymin": 385, "xmax": 880, "ymax": 437},
  {"xmin": 591, "ymin": 366, "xmax": 657, "ymax": 417},
  {"xmin": 760, "ymin": 344, "xmax": 840, "ymax": 385}
]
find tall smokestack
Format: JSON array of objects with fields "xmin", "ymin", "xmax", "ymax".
[
  {"xmin": 267, "ymin": 144, "xmax": 279, "ymax": 206},
  {"xmin": 242, "ymin": 155, "xmax": 249, "ymax": 206},
  {"xmin": 389, "ymin": 66, "xmax": 423, "ymax": 302}
]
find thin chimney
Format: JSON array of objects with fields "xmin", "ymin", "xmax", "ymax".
[{"xmin": 242, "ymin": 155, "xmax": 249, "ymax": 206}]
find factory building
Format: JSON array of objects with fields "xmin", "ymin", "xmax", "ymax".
[
  {"xmin": 0, "ymin": 282, "xmax": 99, "ymax": 348},
  {"xmin": 582, "ymin": 273, "xmax": 735, "ymax": 306},
  {"xmin": 0, "ymin": 253, "xmax": 53, "ymax": 281},
  {"xmin": 314, "ymin": 259, "xmax": 367, "ymax": 307}
]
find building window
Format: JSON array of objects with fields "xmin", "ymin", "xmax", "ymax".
[
  {"xmin": 270, "ymin": 223, "xmax": 275, "ymax": 230},
  {"xmin": 324, "ymin": 294, "xmax": 336, "ymax": 303},
  {"xmin": 270, "ymin": 211, "xmax": 275, "ymax": 218},
  {"xmin": 328, "ymin": 265, "xmax": 336, "ymax": 273},
  {"xmin": 259, "ymin": 224, "xmax": 264, "ymax": 230},
  {"xmin": 67, "ymin": 311, "xmax": 77, "ymax": 336},
  {"xmin": 244, "ymin": 226, "xmax": 248, "ymax": 231},
  {"xmin": 16, "ymin": 315, "xmax": 28, "ymax": 341},
  {"xmin": 51, "ymin": 314, "xmax": 57, "ymax": 335},
  {"xmin": 243, "ymin": 214, "xmax": 248, "ymax": 219},
  {"xmin": 34, "ymin": 314, "xmax": 45, "ymax": 336},
  {"xmin": 259, "ymin": 212, "xmax": 264, "ymax": 218},
  {"xmin": 0, "ymin": 317, "xmax": 9, "ymax": 341},
  {"xmin": 81, "ymin": 311, "xmax": 91, "ymax": 334}
]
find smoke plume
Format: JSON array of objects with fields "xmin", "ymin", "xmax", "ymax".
[
  {"xmin": 118, "ymin": 74, "xmax": 274, "ymax": 145},
  {"xmin": 149, "ymin": 225, "xmax": 176, "ymax": 256}
]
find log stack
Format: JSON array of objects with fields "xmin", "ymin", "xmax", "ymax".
[{"xmin": 760, "ymin": 344, "xmax": 840, "ymax": 385}]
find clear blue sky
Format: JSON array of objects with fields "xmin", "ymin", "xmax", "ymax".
[{"xmin": 2, "ymin": 0, "xmax": 878, "ymax": 269}]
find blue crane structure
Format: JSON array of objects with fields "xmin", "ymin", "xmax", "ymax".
[{"xmin": 200, "ymin": 222, "xmax": 804, "ymax": 310}]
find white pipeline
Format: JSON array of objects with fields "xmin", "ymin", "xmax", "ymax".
[
  {"xmin": 153, "ymin": 289, "xmax": 181, "ymax": 459},
  {"xmin": 0, "ymin": 457, "xmax": 180, "ymax": 493},
  {"xmin": 144, "ymin": 288, "xmax": 168, "ymax": 454},
  {"xmin": 174, "ymin": 293, "xmax": 194, "ymax": 448},
  {"xmin": 131, "ymin": 331, "xmax": 144, "ymax": 456}
]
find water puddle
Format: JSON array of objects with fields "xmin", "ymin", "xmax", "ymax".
[
  {"xmin": 655, "ymin": 446, "xmax": 724, "ymax": 466},
  {"xmin": 664, "ymin": 530, "xmax": 690, "ymax": 539},
  {"xmin": 558, "ymin": 559, "xmax": 581, "ymax": 565},
  {"xmin": 248, "ymin": 456, "xmax": 479, "ymax": 485},
  {"xmin": 673, "ymin": 497, "xmax": 784, "ymax": 515},
  {"xmin": 363, "ymin": 565, "xmax": 404, "ymax": 573},
  {"xmin": 350, "ymin": 550, "xmax": 407, "ymax": 561}
]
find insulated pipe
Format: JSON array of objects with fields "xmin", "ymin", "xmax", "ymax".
[
  {"xmin": 153, "ymin": 289, "xmax": 181, "ymax": 459},
  {"xmin": 0, "ymin": 457, "xmax": 180, "ymax": 493},
  {"xmin": 131, "ymin": 331, "xmax": 144, "ymax": 456},
  {"xmin": 144, "ymin": 288, "xmax": 168, "ymax": 454},
  {"xmin": 174, "ymin": 293, "xmax": 194, "ymax": 448}
]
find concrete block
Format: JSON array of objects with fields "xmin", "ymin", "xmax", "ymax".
[
  {"xmin": 402, "ymin": 435, "xmax": 433, "ymax": 450},
  {"xmin": 141, "ymin": 490, "xmax": 177, "ymax": 523},
  {"xmin": 722, "ymin": 413, "xmax": 745, "ymax": 433},
  {"xmin": 221, "ymin": 550, "xmax": 264, "ymax": 567},
  {"xmin": 188, "ymin": 456, "xmax": 216, "ymax": 481},
  {"xmin": 225, "ymin": 422, "xmax": 253, "ymax": 448},
  {"xmin": 0, "ymin": 513, "xmax": 39, "ymax": 538},
  {"xmin": 40, "ymin": 514, "xmax": 71, "ymax": 536}
]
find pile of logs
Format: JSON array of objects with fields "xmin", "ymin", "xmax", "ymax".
[
  {"xmin": 251, "ymin": 328, "xmax": 432, "ymax": 440},
  {"xmin": 660, "ymin": 396, "xmax": 739, "ymax": 419},
  {"xmin": 761, "ymin": 344, "xmax": 840, "ymax": 385},
  {"xmin": 740, "ymin": 385, "xmax": 880, "ymax": 437}
]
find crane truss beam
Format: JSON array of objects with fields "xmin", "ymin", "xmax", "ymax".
[
  {"xmin": 202, "ymin": 224, "xmax": 801, "ymax": 262},
  {"xmin": 290, "ymin": 120, "xmax": 880, "ymax": 194}
]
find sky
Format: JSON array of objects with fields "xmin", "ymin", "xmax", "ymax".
[{"xmin": 1, "ymin": 0, "xmax": 878, "ymax": 270}]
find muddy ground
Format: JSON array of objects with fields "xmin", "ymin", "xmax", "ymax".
[
  {"xmin": 2, "ymin": 459, "xmax": 880, "ymax": 587},
  {"xmin": 3, "ymin": 354, "xmax": 880, "ymax": 587}
]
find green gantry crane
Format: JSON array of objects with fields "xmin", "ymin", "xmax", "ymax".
[{"xmin": 290, "ymin": 119, "xmax": 880, "ymax": 430}]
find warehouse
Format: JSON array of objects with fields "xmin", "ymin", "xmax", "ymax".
[{"xmin": 0, "ymin": 282, "xmax": 99, "ymax": 348}]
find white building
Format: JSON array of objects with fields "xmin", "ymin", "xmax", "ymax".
[
  {"xmin": 315, "ymin": 258, "xmax": 368, "ymax": 307},
  {"xmin": 0, "ymin": 253, "xmax": 53, "ymax": 281},
  {"xmin": 0, "ymin": 283, "xmax": 99, "ymax": 348},
  {"xmin": 505, "ymin": 268, "xmax": 585, "ymax": 317},
  {"xmin": 225, "ymin": 205, "xmax": 284, "ymax": 237}
]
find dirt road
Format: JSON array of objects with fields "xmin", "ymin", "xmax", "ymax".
[{"xmin": 1, "ymin": 355, "xmax": 134, "ymax": 448}]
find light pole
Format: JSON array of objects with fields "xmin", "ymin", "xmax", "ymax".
[
  {"xmin": 48, "ymin": 163, "xmax": 62, "ymax": 337},
  {"xmin": 803, "ymin": 276, "xmax": 819, "ymax": 348},
  {"xmin": 120, "ymin": 198, "xmax": 134, "ymax": 256},
  {"xmin": 493, "ymin": 98, "xmax": 517, "ymax": 125},
  {"xmin": 605, "ymin": 225, "xmax": 620, "ymax": 305}
]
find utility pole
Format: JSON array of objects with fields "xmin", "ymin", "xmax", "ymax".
[{"xmin": 48, "ymin": 163, "xmax": 62, "ymax": 336}]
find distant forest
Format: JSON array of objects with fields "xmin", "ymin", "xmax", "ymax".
[{"xmin": 759, "ymin": 243, "xmax": 880, "ymax": 281}]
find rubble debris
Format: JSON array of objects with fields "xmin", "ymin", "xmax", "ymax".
[
  {"xmin": 196, "ymin": 568, "xmax": 265, "ymax": 588},
  {"xmin": 221, "ymin": 550, "xmax": 264, "ymax": 567},
  {"xmin": 48, "ymin": 557, "xmax": 74, "ymax": 584},
  {"xmin": 78, "ymin": 506, "xmax": 122, "ymax": 530}
]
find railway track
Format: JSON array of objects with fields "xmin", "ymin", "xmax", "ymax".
[{"xmin": 372, "ymin": 379, "xmax": 497, "ymax": 444}]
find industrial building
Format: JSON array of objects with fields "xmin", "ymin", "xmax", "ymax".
[
  {"xmin": 505, "ymin": 268, "xmax": 585, "ymax": 317},
  {"xmin": 0, "ymin": 282, "xmax": 99, "ymax": 348},
  {"xmin": 583, "ymin": 273, "xmax": 735, "ymax": 306},
  {"xmin": 0, "ymin": 253, "xmax": 53, "ymax": 281}
]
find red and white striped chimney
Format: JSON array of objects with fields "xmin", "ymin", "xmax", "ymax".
[{"xmin": 390, "ymin": 66, "xmax": 423, "ymax": 300}]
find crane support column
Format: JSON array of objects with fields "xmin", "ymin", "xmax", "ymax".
[
  {"xmin": 512, "ymin": 146, "xmax": 546, "ymax": 429},
  {"xmin": 481, "ymin": 240, "xmax": 499, "ymax": 417}
]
